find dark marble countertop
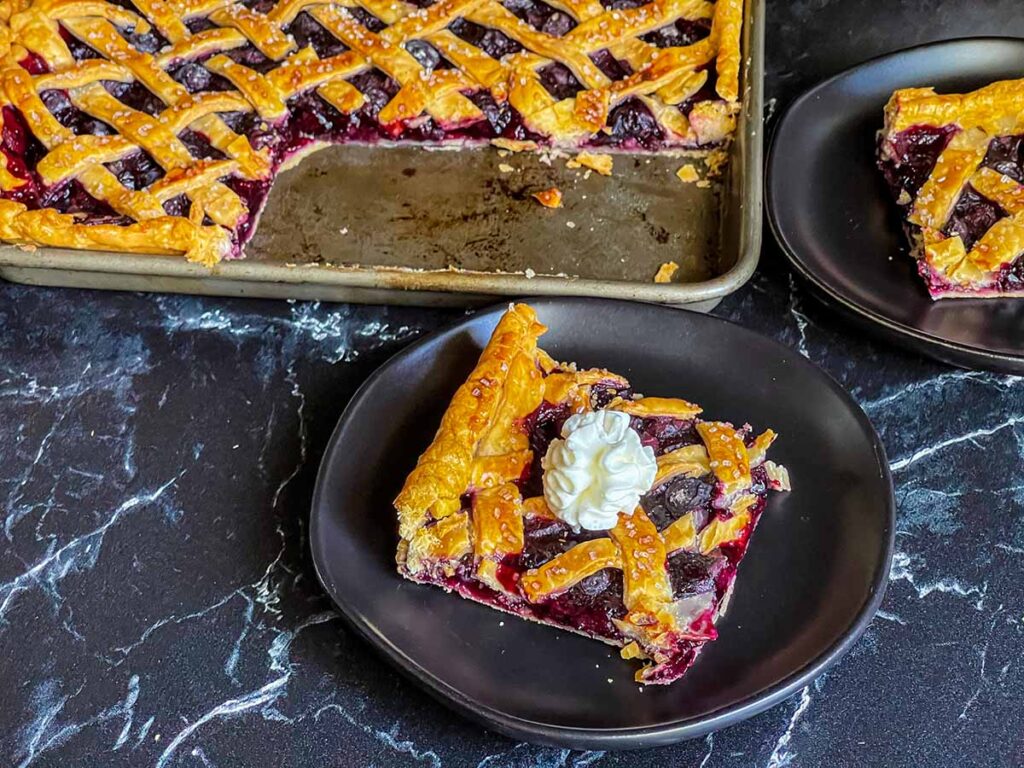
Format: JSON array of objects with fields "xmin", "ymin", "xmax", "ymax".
[{"xmin": 3, "ymin": 1, "xmax": 1024, "ymax": 766}]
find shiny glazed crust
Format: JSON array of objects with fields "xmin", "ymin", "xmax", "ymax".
[
  {"xmin": 394, "ymin": 302, "xmax": 790, "ymax": 683},
  {"xmin": 880, "ymin": 78, "xmax": 1024, "ymax": 296},
  {"xmin": 0, "ymin": 0, "xmax": 745, "ymax": 262}
]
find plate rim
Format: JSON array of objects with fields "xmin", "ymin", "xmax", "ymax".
[
  {"xmin": 765, "ymin": 35, "xmax": 1024, "ymax": 373},
  {"xmin": 309, "ymin": 296, "xmax": 896, "ymax": 749}
]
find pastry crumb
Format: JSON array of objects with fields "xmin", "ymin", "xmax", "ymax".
[
  {"xmin": 705, "ymin": 148, "xmax": 729, "ymax": 178},
  {"xmin": 676, "ymin": 164, "xmax": 700, "ymax": 183},
  {"xmin": 491, "ymin": 138, "xmax": 539, "ymax": 153},
  {"xmin": 524, "ymin": 268, "xmax": 536, "ymax": 279},
  {"xmin": 566, "ymin": 220, "xmax": 576, "ymax": 228},
  {"xmin": 498, "ymin": 163, "xmax": 515, "ymax": 173},
  {"xmin": 339, "ymin": 226, "xmax": 349, "ymax": 235},
  {"xmin": 497, "ymin": 149, "xmax": 509, "ymax": 158},
  {"xmin": 583, "ymin": 169, "xmax": 592, "ymax": 180},
  {"xmin": 532, "ymin": 187, "xmax": 563, "ymax": 208},
  {"xmin": 654, "ymin": 261, "xmax": 679, "ymax": 283},
  {"xmin": 567, "ymin": 151, "xmax": 613, "ymax": 176}
]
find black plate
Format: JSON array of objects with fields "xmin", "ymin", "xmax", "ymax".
[
  {"xmin": 310, "ymin": 298, "xmax": 894, "ymax": 749},
  {"xmin": 767, "ymin": 37, "xmax": 1024, "ymax": 373}
]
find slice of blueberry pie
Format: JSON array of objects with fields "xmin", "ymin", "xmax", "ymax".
[
  {"xmin": 394, "ymin": 303, "xmax": 790, "ymax": 684},
  {"xmin": 0, "ymin": 0, "xmax": 744, "ymax": 264},
  {"xmin": 879, "ymin": 78, "xmax": 1024, "ymax": 299}
]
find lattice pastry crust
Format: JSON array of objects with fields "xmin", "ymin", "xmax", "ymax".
[
  {"xmin": 880, "ymin": 78, "xmax": 1024, "ymax": 299},
  {"xmin": 394, "ymin": 303, "xmax": 790, "ymax": 684},
  {"xmin": 0, "ymin": 0, "xmax": 744, "ymax": 263}
]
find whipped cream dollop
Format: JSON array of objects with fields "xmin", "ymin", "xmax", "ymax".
[{"xmin": 541, "ymin": 410, "xmax": 657, "ymax": 532}]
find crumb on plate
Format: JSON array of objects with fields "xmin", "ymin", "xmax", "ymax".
[
  {"xmin": 676, "ymin": 164, "xmax": 700, "ymax": 183},
  {"xmin": 532, "ymin": 187, "xmax": 563, "ymax": 208},
  {"xmin": 567, "ymin": 151, "xmax": 613, "ymax": 176},
  {"xmin": 498, "ymin": 163, "xmax": 515, "ymax": 173},
  {"xmin": 705, "ymin": 148, "xmax": 729, "ymax": 178},
  {"xmin": 654, "ymin": 261, "xmax": 679, "ymax": 283},
  {"xmin": 491, "ymin": 138, "xmax": 539, "ymax": 153}
]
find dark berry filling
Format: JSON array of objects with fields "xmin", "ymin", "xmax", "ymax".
[
  {"xmin": 879, "ymin": 124, "xmax": 957, "ymax": 201},
  {"xmin": 530, "ymin": 568, "xmax": 627, "ymax": 639},
  {"xmin": 943, "ymin": 184, "xmax": 1006, "ymax": 251},
  {"xmin": 981, "ymin": 134, "xmax": 1024, "ymax": 184},
  {"xmin": 536, "ymin": 62, "xmax": 584, "ymax": 100},
  {"xmin": 169, "ymin": 61, "xmax": 235, "ymax": 94},
  {"xmin": 347, "ymin": 6, "xmax": 387, "ymax": 33},
  {"xmin": 404, "ymin": 40, "xmax": 453, "ymax": 72},
  {"xmin": 640, "ymin": 474, "xmax": 713, "ymax": 531},
  {"xmin": 640, "ymin": 18, "xmax": 710, "ymax": 48},
  {"xmin": 589, "ymin": 97, "xmax": 665, "ymax": 150},
  {"xmin": 589, "ymin": 49, "xmax": 632, "ymax": 81},
  {"xmin": 103, "ymin": 80, "xmax": 166, "ymax": 117},
  {"xmin": 504, "ymin": 0, "xmax": 577, "ymax": 36},
  {"xmin": 520, "ymin": 515, "xmax": 609, "ymax": 569},
  {"xmin": 41, "ymin": 90, "xmax": 114, "ymax": 136},
  {"xmin": 630, "ymin": 415, "xmax": 700, "ymax": 455},
  {"xmin": 288, "ymin": 12, "xmax": 350, "ymax": 58},
  {"xmin": 518, "ymin": 400, "xmax": 573, "ymax": 498},
  {"xmin": 448, "ymin": 18, "xmax": 523, "ymax": 60},
  {"xmin": 666, "ymin": 549, "xmax": 725, "ymax": 598},
  {"xmin": 105, "ymin": 150, "xmax": 164, "ymax": 191}
]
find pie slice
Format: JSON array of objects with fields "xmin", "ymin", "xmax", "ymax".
[
  {"xmin": 878, "ymin": 78, "xmax": 1024, "ymax": 299},
  {"xmin": 394, "ymin": 303, "xmax": 790, "ymax": 685},
  {"xmin": 0, "ymin": 0, "xmax": 745, "ymax": 264}
]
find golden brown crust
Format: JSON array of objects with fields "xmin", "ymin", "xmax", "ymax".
[
  {"xmin": 884, "ymin": 79, "xmax": 1024, "ymax": 136},
  {"xmin": 395, "ymin": 302, "xmax": 545, "ymax": 543},
  {"xmin": 696, "ymin": 420, "xmax": 750, "ymax": 495},
  {"xmin": 608, "ymin": 395, "xmax": 703, "ymax": 418}
]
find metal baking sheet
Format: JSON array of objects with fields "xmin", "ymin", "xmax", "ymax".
[{"xmin": 0, "ymin": 0, "xmax": 763, "ymax": 310}]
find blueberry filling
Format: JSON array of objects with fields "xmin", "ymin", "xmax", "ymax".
[
  {"xmin": 536, "ymin": 62, "xmax": 584, "ymax": 100},
  {"xmin": 103, "ymin": 80, "xmax": 166, "ymax": 117},
  {"xmin": 169, "ymin": 61, "xmax": 235, "ymax": 94},
  {"xmin": 288, "ymin": 12, "xmax": 350, "ymax": 58},
  {"xmin": 347, "ymin": 6, "xmax": 387, "ymax": 33},
  {"xmin": 590, "ymin": 97, "xmax": 665, "ymax": 150},
  {"xmin": 529, "ymin": 568, "xmax": 627, "ymax": 639},
  {"xmin": 447, "ymin": 18, "xmax": 523, "ymax": 59},
  {"xmin": 640, "ymin": 18, "xmax": 709, "ymax": 48},
  {"xmin": 981, "ymin": 134, "xmax": 1024, "ymax": 184},
  {"xmin": 504, "ymin": 0, "xmax": 577, "ymax": 35},
  {"xmin": 404, "ymin": 40, "xmax": 453, "ymax": 72},
  {"xmin": 520, "ymin": 515, "xmax": 609, "ymax": 569},
  {"xmin": 41, "ymin": 90, "xmax": 115, "ymax": 136},
  {"xmin": 589, "ymin": 49, "xmax": 632, "ymax": 81},
  {"xmin": 105, "ymin": 150, "xmax": 164, "ymax": 191},
  {"xmin": 631, "ymin": 414, "xmax": 700, "ymax": 455},
  {"xmin": 879, "ymin": 124, "xmax": 957, "ymax": 201},
  {"xmin": 640, "ymin": 474, "xmax": 714, "ymax": 531},
  {"xmin": 943, "ymin": 184, "xmax": 1006, "ymax": 251},
  {"xmin": 666, "ymin": 550, "xmax": 725, "ymax": 599},
  {"xmin": 518, "ymin": 400, "xmax": 573, "ymax": 498}
]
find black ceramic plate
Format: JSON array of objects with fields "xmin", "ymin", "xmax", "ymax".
[
  {"xmin": 767, "ymin": 37, "xmax": 1024, "ymax": 373},
  {"xmin": 310, "ymin": 298, "xmax": 894, "ymax": 749}
]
